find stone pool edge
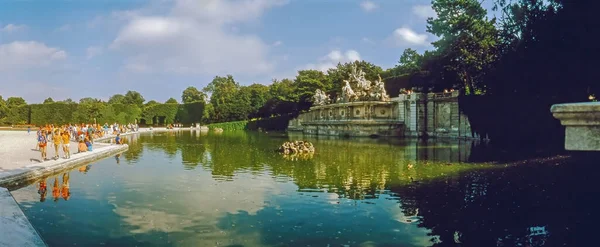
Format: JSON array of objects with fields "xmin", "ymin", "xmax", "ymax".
[
  {"xmin": 0, "ymin": 144, "xmax": 129, "ymax": 188},
  {"xmin": 0, "ymin": 187, "xmax": 47, "ymax": 247},
  {"xmin": 0, "ymin": 144, "xmax": 129, "ymax": 247}
]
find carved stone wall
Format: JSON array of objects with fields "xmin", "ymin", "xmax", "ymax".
[{"xmin": 288, "ymin": 91, "xmax": 479, "ymax": 140}]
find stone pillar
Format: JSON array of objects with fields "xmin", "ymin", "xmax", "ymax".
[
  {"xmin": 552, "ymin": 102, "xmax": 600, "ymax": 151},
  {"xmin": 427, "ymin": 93, "xmax": 436, "ymax": 137}
]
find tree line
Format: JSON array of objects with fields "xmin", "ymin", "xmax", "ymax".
[{"xmin": 0, "ymin": 0, "xmax": 595, "ymax": 149}]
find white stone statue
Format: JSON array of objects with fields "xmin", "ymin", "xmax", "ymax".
[
  {"xmin": 341, "ymin": 80, "xmax": 357, "ymax": 103},
  {"xmin": 371, "ymin": 75, "xmax": 390, "ymax": 101},
  {"xmin": 312, "ymin": 89, "xmax": 330, "ymax": 106}
]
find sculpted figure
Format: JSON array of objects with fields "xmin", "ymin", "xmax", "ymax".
[
  {"xmin": 313, "ymin": 89, "xmax": 329, "ymax": 106},
  {"xmin": 372, "ymin": 75, "xmax": 390, "ymax": 101},
  {"xmin": 341, "ymin": 80, "xmax": 357, "ymax": 102}
]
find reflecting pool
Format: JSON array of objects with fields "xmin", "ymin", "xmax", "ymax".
[{"xmin": 10, "ymin": 130, "xmax": 599, "ymax": 246}]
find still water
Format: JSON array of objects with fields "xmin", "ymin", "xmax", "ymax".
[{"xmin": 10, "ymin": 130, "xmax": 599, "ymax": 247}]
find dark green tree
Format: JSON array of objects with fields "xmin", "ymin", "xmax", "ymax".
[
  {"xmin": 108, "ymin": 94, "xmax": 125, "ymax": 104},
  {"xmin": 165, "ymin": 98, "xmax": 178, "ymax": 104},
  {"xmin": 6, "ymin": 97, "xmax": 26, "ymax": 108},
  {"xmin": 427, "ymin": 0, "xmax": 499, "ymax": 94},
  {"xmin": 43, "ymin": 97, "xmax": 54, "ymax": 104},
  {"xmin": 181, "ymin": 86, "xmax": 206, "ymax": 104},
  {"xmin": 123, "ymin": 91, "xmax": 145, "ymax": 106}
]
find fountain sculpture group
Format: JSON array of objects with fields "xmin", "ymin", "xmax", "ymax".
[
  {"xmin": 290, "ymin": 64, "xmax": 401, "ymax": 137},
  {"xmin": 313, "ymin": 65, "xmax": 390, "ymax": 106}
]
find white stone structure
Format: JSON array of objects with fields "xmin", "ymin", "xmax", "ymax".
[{"xmin": 551, "ymin": 102, "xmax": 600, "ymax": 151}]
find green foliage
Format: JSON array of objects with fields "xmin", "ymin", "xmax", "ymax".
[
  {"xmin": 43, "ymin": 97, "xmax": 54, "ymax": 104},
  {"xmin": 165, "ymin": 98, "xmax": 178, "ymax": 104},
  {"xmin": 427, "ymin": 0, "xmax": 499, "ymax": 94},
  {"xmin": 142, "ymin": 103, "xmax": 179, "ymax": 125},
  {"xmin": 123, "ymin": 90, "xmax": 145, "ymax": 106},
  {"xmin": 4, "ymin": 105, "xmax": 30, "ymax": 125},
  {"xmin": 0, "ymin": 96, "xmax": 7, "ymax": 120},
  {"xmin": 207, "ymin": 121, "xmax": 248, "ymax": 131},
  {"xmin": 29, "ymin": 103, "xmax": 78, "ymax": 125},
  {"xmin": 181, "ymin": 86, "xmax": 206, "ymax": 104},
  {"xmin": 108, "ymin": 94, "xmax": 125, "ymax": 104},
  {"xmin": 326, "ymin": 61, "xmax": 384, "ymax": 99},
  {"xmin": 247, "ymin": 115, "xmax": 294, "ymax": 131},
  {"xmin": 6, "ymin": 97, "xmax": 26, "ymax": 107}
]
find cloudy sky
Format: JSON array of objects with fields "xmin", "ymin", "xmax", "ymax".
[{"xmin": 0, "ymin": 0, "xmax": 493, "ymax": 103}]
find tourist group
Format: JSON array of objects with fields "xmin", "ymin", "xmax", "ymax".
[{"xmin": 32, "ymin": 123, "xmax": 138, "ymax": 162}]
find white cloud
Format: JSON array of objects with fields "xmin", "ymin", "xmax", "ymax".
[
  {"xmin": 272, "ymin": 40, "xmax": 283, "ymax": 46},
  {"xmin": 111, "ymin": 0, "xmax": 287, "ymax": 76},
  {"xmin": 1, "ymin": 24, "xmax": 27, "ymax": 33},
  {"xmin": 0, "ymin": 41, "xmax": 67, "ymax": 70},
  {"xmin": 360, "ymin": 1, "xmax": 378, "ymax": 12},
  {"xmin": 412, "ymin": 5, "xmax": 437, "ymax": 19},
  {"xmin": 86, "ymin": 46, "xmax": 103, "ymax": 59},
  {"xmin": 390, "ymin": 27, "xmax": 429, "ymax": 46},
  {"xmin": 305, "ymin": 49, "xmax": 361, "ymax": 72}
]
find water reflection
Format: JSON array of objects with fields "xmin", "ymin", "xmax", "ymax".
[{"xmin": 10, "ymin": 130, "xmax": 590, "ymax": 246}]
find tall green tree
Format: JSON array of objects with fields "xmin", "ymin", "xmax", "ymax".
[
  {"xmin": 181, "ymin": 86, "xmax": 206, "ymax": 104},
  {"xmin": 203, "ymin": 75, "xmax": 240, "ymax": 122},
  {"xmin": 123, "ymin": 91, "xmax": 145, "ymax": 106},
  {"xmin": 165, "ymin": 98, "xmax": 178, "ymax": 104},
  {"xmin": 6, "ymin": 97, "xmax": 26, "ymax": 107},
  {"xmin": 108, "ymin": 94, "xmax": 125, "ymax": 104},
  {"xmin": 0, "ymin": 96, "xmax": 7, "ymax": 120},
  {"xmin": 427, "ymin": 0, "xmax": 499, "ymax": 94},
  {"xmin": 43, "ymin": 97, "xmax": 54, "ymax": 104}
]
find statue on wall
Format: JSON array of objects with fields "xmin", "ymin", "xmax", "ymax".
[
  {"xmin": 341, "ymin": 80, "xmax": 357, "ymax": 103},
  {"xmin": 312, "ymin": 89, "xmax": 330, "ymax": 106},
  {"xmin": 311, "ymin": 64, "xmax": 390, "ymax": 106},
  {"xmin": 370, "ymin": 75, "xmax": 390, "ymax": 101}
]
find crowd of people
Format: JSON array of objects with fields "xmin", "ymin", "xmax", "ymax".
[{"xmin": 31, "ymin": 122, "xmax": 138, "ymax": 162}]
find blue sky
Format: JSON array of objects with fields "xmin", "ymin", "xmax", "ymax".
[{"xmin": 0, "ymin": 0, "xmax": 495, "ymax": 103}]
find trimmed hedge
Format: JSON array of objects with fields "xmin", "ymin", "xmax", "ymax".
[
  {"xmin": 207, "ymin": 121, "xmax": 248, "ymax": 131},
  {"xmin": 206, "ymin": 115, "xmax": 294, "ymax": 132},
  {"xmin": 247, "ymin": 114, "xmax": 293, "ymax": 131},
  {"xmin": 30, "ymin": 103, "xmax": 77, "ymax": 125}
]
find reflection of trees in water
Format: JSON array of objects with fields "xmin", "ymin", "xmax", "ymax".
[
  {"xmin": 134, "ymin": 131, "xmax": 487, "ymax": 201},
  {"xmin": 122, "ymin": 134, "xmax": 144, "ymax": 163},
  {"xmin": 389, "ymin": 157, "xmax": 600, "ymax": 247}
]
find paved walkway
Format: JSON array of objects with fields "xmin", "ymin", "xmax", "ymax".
[{"xmin": 0, "ymin": 127, "xmax": 187, "ymax": 247}]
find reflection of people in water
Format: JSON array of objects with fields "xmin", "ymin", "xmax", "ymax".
[
  {"xmin": 115, "ymin": 154, "xmax": 121, "ymax": 164},
  {"xmin": 52, "ymin": 177, "xmax": 60, "ymax": 202},
  {"xmin": 37, "ymin": 179, "xmax": 47, "ymax": 202},
  {"xmin": 78, "ymin": 165, "xmax": 92, "ymax": 173},
  {"xmin": 61, "ymin": 173, "xmax": 70, "ymax": 201}
]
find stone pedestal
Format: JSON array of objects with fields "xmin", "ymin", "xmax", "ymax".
[{"xmin": 551, "ymin": 102, "xmax": 600, "ymax": 151}]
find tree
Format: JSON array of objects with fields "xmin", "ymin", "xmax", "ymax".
[
  {"xmin": 388, "ymin": 48, "xmax": 424, "ymax": 77},
  {"xmin": 427, "ymin": 0, "xmax": 499, "ymax": 94},
  {"xmin": 6, "ymin": 97, "xmax": 26, "ymax": 108},
  {"xmin": 165, "ymin": 98, "xmax": 178, "ymax": 104},
  {"xmin": 43, "ymin": 97, "xmax": 54, "ymax": 104},
  {"xmin": 203, "ymin": 75, "xmax": 240, "ymax": 122},
  {"xmin": 294, "ymin": 70, "xmax": 331, "ymax": 111},
  {"xmin": 0, "ymin": 96, "xmax": 7, "ymax": 120},
  {"xmin": 59, "ymin": 98, "xmax": 76, "ymax": 104},
  {"xmin": 181, "ymin": 86, "xmax": 206, "ymax": 104},
  {"xmin": 145, "ymin": 100, "xmax": 159, "ymax": 107},
  {"xmin": 123, "ymin": 91, "xmax": 145, "ymax": 106},
  {"xmin": 108, "ymin": 94, "xmax": 125, "ymax": 104},
  {"xmin": 79, "ymin": 97, "xmax": 99, "ymax": 105}
]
